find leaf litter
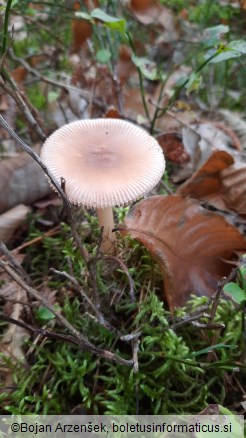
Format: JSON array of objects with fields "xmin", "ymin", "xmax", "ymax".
[
  {"xmin": 121, "ymin": 195, "xmax": 246, "ymax": 310},
  {"xmin": 1, "ymin": 0, "xmax": 246, "ymax": 312},
  {"xmin": 1, "ymin": 0, "xmax": 246, "ymax": 416}
]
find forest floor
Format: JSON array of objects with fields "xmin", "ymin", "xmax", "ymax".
[{"xmin": 0, "ymin": 0, "xmax": 246, "ymax": 420}]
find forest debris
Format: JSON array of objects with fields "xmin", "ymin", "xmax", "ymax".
[
  {"xmin": 0, "ymin": 286, "xmax": 28, "ymax": 362},
  {"xmin": 127, "ymin": 0, "xmax": 179, "ymax": 40},
  {"xmin": 156, "ymin": 132, "xmax": 190, "ymax": 164},
  {"xmin": 177, "ymin": 150, "xmax": 234, "ymax": 199},
  {"xmin": 177, "ymin": 152, "xmax": 246, "ymax": 215},
  {"xmin": 173, "ymin": 121, "xmax": 240, "ymax": 182},
  {"xmin": 220, "ymin": 110, "xmax": 246, "ymax": 150},
  {"xmin": 71, "ymin": 1, "xmax": 93, "ymax": 53},
  {"xmin": 221, "ymin": 162, "xmax": 246, "ymax": 214},
  {"xmin": 0, "ymin": 204, "xmax": 31, "ymax": 243},
  {"xmin": 121, "ymin": 195, "xmax": 246, "ymax": 310},
  {"xmin": 0, "ymin": 148, "xmax": 51, "ymax": 214}
]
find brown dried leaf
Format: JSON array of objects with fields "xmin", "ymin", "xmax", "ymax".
[
  {"xmin": 122, "ymin": 195, "xmax": 246, "ymax": 309},
  {"xmin": 71, "ymin": 1, "xmax": 99, "ymax": 52},
  {"xmin": 0, "ymin": 149, "xmax": 51, "ymax": 214},
  {"xmin": 104, "ymin": 106, "xmax": 121, "ymax": 119},
  {"xmin": 177, "ymin": 152, "xmax": 246, "ymax": 215},
  {"xmin": 72, "ymin": 20, "xmax": 92, "ymax": 51},
  {"xmin": 129, "ymin": 0, "xmax": 178, "ymax": 39},
  {"xmin": 117, "ymin": 45, "xmax": 136, "ymax": 84},
  {"xmin": 221, "ymin": 163, "xmax": 246, "ymax": 214},
  {"xmin": 11, "ymin": 66, "xmax": 28, "ymax": 84},
  {"xmin": 0, "ymin": 204, "xmax": 31, "ymax": 243},
  {"xmin": 173, "ymin": 121, "xmax": 239, "ymax": 182},
  {"xmin": 156, "ymin": 132, "xmax": 190, "ymax": 164},
  {"xmin": 177, "ymin": 151, "xmax": 234, "ymax": 199}
]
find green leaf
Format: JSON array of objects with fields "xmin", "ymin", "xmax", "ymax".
[
  {"xmin": 131, "ymin": 54, "xmax": 159, "ymax": 80},
  {"xmin": 203, "ymin": 25, "xmax": 229, "ymax": 47},
  {"xmin": 47, "ymin": 90, "xmax": 60, "ymax": 103},
  {"xmin": 36, "ymin": 305, "xmax": 60, "ymax": 322},
  {"xmin": 209, "ymin": 48, "xmax": 241, "ymax": 63},
  {"xmin": 96, "ymin": 48, "xmax": 111, "ymax": 64},
  {"xmin": 218, "ymin": 406, "xmax": 243, "ymax": 438},
  {"xmin": 223, "ymin": 282, "xmax": 246, "ymax": 304},
  {"xmin": 208, "ymin": 40, "xmax": 246, "ymax": 64},
  {"xmin": 10, "ymin": 0, "xmax": 20, "ymax": 7},
  {"xmin": 75, "ymin": 11, "xmax": 92, "ymax": 21},
  {"xmin": 190, "ymin": 343, "xmax": 236, "ymax": 357},
  {"xmin": 91, "ymin": 8, "xmax": 126, "ymax": 33},
  {"xmin": 228, "ymin": 39, "xmax": 246, "ymax": 54},
  {"xmin": 185, "ymin": 71, "xmax": 202, "ymax": 93}
]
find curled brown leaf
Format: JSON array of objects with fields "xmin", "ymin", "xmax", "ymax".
[{"xmin": 121, "ymin": 195, "xmax": 246, "ymax": 309}]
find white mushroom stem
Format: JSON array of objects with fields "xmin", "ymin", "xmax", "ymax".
[{"xmin": 96, "ymin": 207, "xmax": 117, "ymax": 254}]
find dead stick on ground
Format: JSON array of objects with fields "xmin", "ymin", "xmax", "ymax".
[
  {"xmin": 50, "ymin": 268, "xmax": 109, "ymax": 328},
  {"xmin": 105, "ymin": 254, "xmax": 136, "ymax": 302},
  {"xmin": 0, "ymin": 259, "xmax": 132, "ymax": 367},
  {"xmin": 0, "ymin": 73, "xmax": 46, "ymax": 140}
]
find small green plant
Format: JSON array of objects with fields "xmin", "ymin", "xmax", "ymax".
[
  {"xmin": 1, "ymin": 285, "xmax": 245, "ymax": 415},
  {"xmin": 223, "ymin": 256, "xmax": 246, "ymax": 306}
]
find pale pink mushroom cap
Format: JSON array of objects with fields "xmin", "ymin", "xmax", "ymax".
[{"xmin": 40, "ymin": 118, "xmax": 165, "ymax": 208}]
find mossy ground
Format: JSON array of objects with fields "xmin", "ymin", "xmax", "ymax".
[
  {"xmin": 1, "ymin": 0, "xmax": 246, "ymax": 417},
  {"xmin": 0, "ymin": 206, "xmax": 245, "ymax": 415}
]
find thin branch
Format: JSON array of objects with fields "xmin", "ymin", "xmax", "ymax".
[
  {"xmin": 13, "ymin": 11, "xmax": 64, "ymax": 47},
  {"xmin": 0, "ymin": 75, "xmax": 46, "ymax": 140},
  {"xmin": 0, "ymin": 260, "xmax": 132, "ymax": 367},
  {"xmin": 50, "ymin": 268, "xmax": 107, "ymax": 327},
  {"xmin": 9, "ymin": 49, "xmax": 105, "ymax": 109},
  {"xmin": 105, "ymin": 254, "xmax": 136, "ymax": 302},
  {"xmin": 132, "ymin": 338, "xmax": 140, "ymax": 373},
  {"xmin": 0, "ymin": 240, "xmax": 31, "ymax": 285}
]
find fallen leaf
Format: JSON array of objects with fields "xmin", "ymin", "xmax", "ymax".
[
  {"xmin": 0, "ymin": 204, "xmax": 31, "ymax": 243},
  {"xmin": 211, "ymin": 121, "xmax": 242, "ymax": 151},
  {"xmin": 220, "ymin": 110, "xmax": 246, "ymax": 150},
  {"xmin": 33, "ymin": 196, "xmax": 62, "ymax": 209},
  {"xmin": 117, "ymin": 45, "xmax": 136, "ymax": 84},
  {"xmin": 177, "ymin": 150, "xmax": 234, "ymax": 199},
  {"xmin": 72, "ymin": 1, "xmax": 93, "ymax": 52},
  {"xmin": 1, "ymin": 287, "xmax": 29, "ymax": 362},
  {"xmin": 198, "ymin": 405, "xmax": 220, "ymax": 415},
  {"xmin": 121, "ymin": 195, "xmax": 246, "ymax": 309},
  {"xmin": 11, "ymin": 66, "xmax": 28, "ymax": 84},
  {"xmin": 156, "ymin": 132, "xmax": 190, "ymax": 164},
  {"xmin": 173, "ymin": 121, "xmax": 240, "ymax": 182},
  {"xmin": 104, "ymin": 106, "xmax": 121, "ymax": 118},
  {"xmin": 0, "ymin": 148, "xmax": 51, "ymax": 214},
  {"xmin": 0, "ymin": 95, "xmax": 11, "ymax": 111},
  {"xmin": 128, "ymin": 0, "xmax": 179, "ymax": 40},
  {"xmin": 177, "ymin": 152, "xmax": 246, "ymax": 215},
  {"xmin": 221, "ymin": 162, "xmax": 246, "ymax": 214},
  {"xmin": 241, "ymin": 0, "xmax": 246, "ymax": 9}
]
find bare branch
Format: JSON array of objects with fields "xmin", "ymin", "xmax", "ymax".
[{"xmin": 0, "ymin": 259, "xmax": 132, "ymax": 367}]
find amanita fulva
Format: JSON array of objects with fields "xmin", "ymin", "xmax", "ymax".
[{"xmin": 40, "ymin": 118, "xmax": 165, "ymax": 253}]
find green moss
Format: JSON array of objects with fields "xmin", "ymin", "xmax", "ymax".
[{"xmin": 1, "ymin": 288, "xmax": 244, "ymax": 414}]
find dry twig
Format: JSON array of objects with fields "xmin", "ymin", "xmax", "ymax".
[{"xmin": 0, "ymin": 259, "xmax": 132, "ymax": 367}]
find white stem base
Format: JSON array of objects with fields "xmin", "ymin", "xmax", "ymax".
[{"xmin": 96, "ymin": 207, "xmax": 117, "ymax": 254}]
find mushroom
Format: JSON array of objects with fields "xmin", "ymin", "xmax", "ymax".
[{"xmin": 40, "ymin": 118, "xmax": 165, "ymax": 253}]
